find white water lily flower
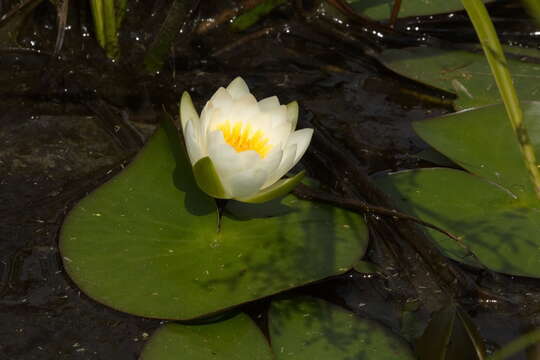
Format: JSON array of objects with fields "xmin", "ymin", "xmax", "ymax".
[{"xmin": 180, "ymin": 77, "xmax": 313, "ymax": 203}]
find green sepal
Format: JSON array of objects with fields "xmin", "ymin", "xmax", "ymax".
[
  {"xmin": 238, "ymin": 170, "xmax": 305, "ymax": 203},
  {"xmin": 192, "ymin": 157, "xmax": 228, "ymax": 199}
]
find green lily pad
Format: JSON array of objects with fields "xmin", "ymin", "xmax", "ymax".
[
  {"xmin": 60, "ymin": 121, "xmax": 368, "ymax": 320},
  {"xmin": 380, "ymin": 47, "xmax": 540, "ymax": 110},
  {"xmin": 415, "ymin": 148, "xmax": 456, "ymax": 168},
  {"xmin": 374, "ymin": 102, "xmax": 540, "ymax": 277},
  {"xmin": 268, "ymin": 297, "xmax": 415, "ymax": 359},
  {"xmin": 414, "ymin": 102, "xmax": 540, "ymax": 201},
  {"xmin": 140, "ymin": 313, "xmax": 273, "ymax": 360},
  {"xmin": 347, "ymin": 0, "xmax": 493, "ymax": 21}
]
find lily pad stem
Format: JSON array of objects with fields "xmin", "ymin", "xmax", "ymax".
[{"xmin": 389, "ymin": 0, "xmax": 401, "ymax": 27}]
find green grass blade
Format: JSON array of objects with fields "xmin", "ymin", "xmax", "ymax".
[
  {"xmin": 103, "ymin": 0, "xmax": 118, "ymax": 59},
  {"xmin": 90, "ymin": 0, "xmax": 105, "ymax": 48}
]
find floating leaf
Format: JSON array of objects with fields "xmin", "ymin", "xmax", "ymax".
[
  {"xmin": 415, "ymin": 148, "xmax": 456, "ymax": 168},
  {"xmin": 268, "ymin": 297, "xmax": 415, "ymax": 360},
  {"xmin": 374, "ymin": 102, "xmax": 540, "ymax": 277},
  {"xmin": 416, "ymin": 304, "xmax": 486, "ymax": 360},
  {"xmin": 413, "ymin": 102, "xmax": 540, "ymax": 201},
  {"xmin": 140, "ymin": 313, "xmax": 273, "ymax": 360},
  {"xmin": 380, "ymin": 47, "xmax": 540, "ymax": 110},
  {"xmin": 352, "ymin": 260, "xmax": 379, "ymax": 274},
  {"xmin": 346, "ymin": 0, "xmax": 493, "ymax": 21},
  {"xmin": 60, "ymin": 121, "xmax": 368, "ymax": 320}
]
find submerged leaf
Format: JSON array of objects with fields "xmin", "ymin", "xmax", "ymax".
[
  {"xmin": 416, "ymin": 304, "xmax": 486, "ymax": 360},
  {"xmin": 144, "ymin": 0, "xmax": 190, "ymax": 73},
  {"xmin": 0, "ymin": 0, "xmax": 44, "ymax": 46}
]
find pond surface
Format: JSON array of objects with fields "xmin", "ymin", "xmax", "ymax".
[{"xmin": 1, "ymin": 0, "xmax": 539, "ymax": 359}]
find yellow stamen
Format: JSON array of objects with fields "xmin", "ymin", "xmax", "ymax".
[{"xmin": 216, "ymin": 120, "xmax": 272, "ymax": 158}]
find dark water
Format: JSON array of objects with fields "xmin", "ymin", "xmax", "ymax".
[{"xmin": 1, "ymin": 0, "xmax": 539, "ymax": 359}]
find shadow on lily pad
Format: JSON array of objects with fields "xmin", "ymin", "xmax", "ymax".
[{"xmin": 60, "ymin": 119, "xmax": 369, "ymax": 320}]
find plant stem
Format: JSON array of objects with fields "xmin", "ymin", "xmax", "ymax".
[
  {"xmin": 389, "ymin": 0, "xmax": 401, "ymax": 26},
  {"xmin": 293, "ymin": 184, "xmax": 463, "ymax": 244},
  {"xmin": 461, "ymin": 0, "xmax": 540, "ymax": 199}
]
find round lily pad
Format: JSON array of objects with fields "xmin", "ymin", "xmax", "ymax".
[
  {"xmin": 60, "ymin": 121, "xmax": 368, "ymax": 320},
  {"xmin": 374, "ymin": 102, "xmax": 540, "ymax": 277},
  {"xmin": 268, "ymin": 297, "xmax": 415, "ymax": 359},
  {"xmin": 140, "ymin": 313, "xmax": 273, "ymax": 360},
  {"xmin": 380, "ymin": 47, "xmax": 540, "ymax": 110}
]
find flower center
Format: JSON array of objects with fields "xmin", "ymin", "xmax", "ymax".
[{"xmin": 216, "ymin": 121, "xmax": 272, "ymax": 158}]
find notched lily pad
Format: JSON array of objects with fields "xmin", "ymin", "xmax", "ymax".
[
  {"xmin": 380, "ymin": 47, "xmax": 540, "ymax": 110},
  {"xmin": 140, "ymin": 313, "xmax": 273, "ymax": 360},
  {"xmin": 60, "ymin": 121, "xmax": 368, "ymax": 320},
  {"xmin": 269, "ymin": 297, "xmax": 415, "ymax": 360},
  {"xmin": 374, "ymin": 102, "xmax": 540, "ymax": 278}
]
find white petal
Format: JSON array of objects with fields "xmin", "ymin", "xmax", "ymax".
[
  {"xmin": 185, "ymin": 120, "xmax": 205, "ymax": 165},
  {"xmin": 180, "ymin": 92, "xmax": 199, "ymax": 134},
  {"xmin": 287, "ymin": 128, "xmax": 313, "ymax": 163},
  {"xmin": 225, "ymin": 168, "xmax": 268, "ymax": 199},
  {"xmin": 259, "ymin": 147, "xmax": 283, "ymax": 175},
  {"xmin": 199, "ymin": 105, "xmax": 215, "ymax": 147},
  {"xmin": 267, "ymin": 122, "xmax": 292, "ymax": 149},
  {"xmin": 208, "ymin": 87, "xmax": 233, "ymax": 110},
  {"xmin": 206, "ymin": 107, "xmax": 226, "ymax": 132},
  {"xmin": 269, "ymin": 105, "xmax": 288, "ymax": 128},
  {"xmin": 263, "ymin": 143, "xmax": 297, "ymax": 188},
  {"xmin": 226, "ymin": 77, "xmax": 250, "ymax": 99},
  {"xmin": 286, "ymin": 101, "xmax": 298, "ymax": 131},
  {"xmin": 250, "ymin": 112, "xmax": 273, "ymax": 133},
  {"xmin": 258, "ymin": 96, "xmax": 281, "ymax": 112},
  {"xmin": 230, "ymin": 93, "xmax": 259, "ymax": 122},
  {"xmin": 207, "ymin": 130, "xmax": 261, "ymax": 178}
]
